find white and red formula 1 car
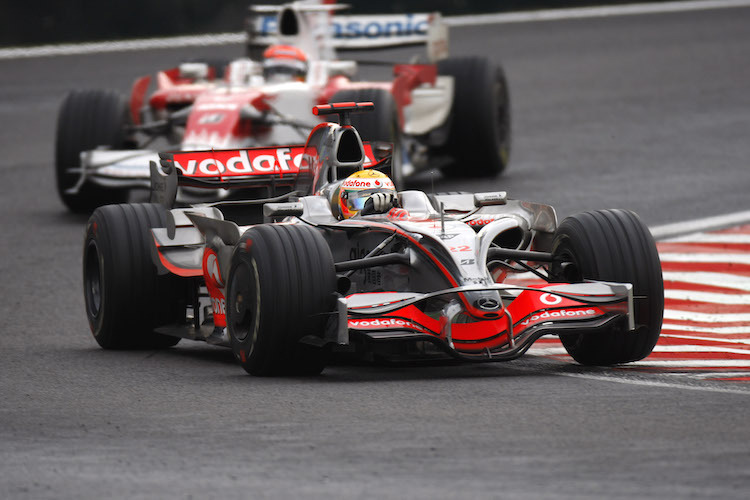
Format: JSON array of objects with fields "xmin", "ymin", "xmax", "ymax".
[
  {"xmin": 82, "ymin": 102, "xmax": 663, "ymax": 376},
  {"xmin": 57, "ymin": 0, "xmax": 510, "ymax": 212}
]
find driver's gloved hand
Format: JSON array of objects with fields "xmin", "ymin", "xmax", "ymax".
[{"xmin": 359, "ymin": 192, "xmax": 398, "ymax": 215}]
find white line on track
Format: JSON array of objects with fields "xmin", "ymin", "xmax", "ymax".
[
  {"xmin": 659, "ymin": 253, "xmax": 750, "ymax": 264},
  {"xmin": 663, "ymin": 271, "xmax": 750, "ymax": 292},
  {"xmin": 556, "ymin": 372, "xmax": 750, "ymax": 395},
  {"xmin": 652, "ymin": 345, "xmax": 750, "ymax": 354},
  {"xmin": 651, "ymin": 210, "xmax": 750, "ymax": 239},
  {"xmin": 661, "ymin": 333, "xmax": 750, "ymax": 345},
  {"xmin": 631, "ymin": 359, "xmax": 750, "ymax": 367},
  {"xmin": 685, "ymin": 371, "xmax": 750, "ymax": 379},
  {"xmin": 662, "ymin": 323, "xmax": 750, "ymax": 334},
  {"xmin": 532, "ymin": 345, "xmax": 750, "ymax": 355},
  {"xmin": 662, "ymin": 233, "xmax": 750, "ymax": 243},
  {"xmin": 665, "ymin": 289, "xmax": 750, "ymax": 304},
  {"xmin": 2, "ymin": 0, "xmax": 750, "ymax": 60},
  {"xmin": 664, "ymin": 309, "xmax": 750, "ymax": 323}
]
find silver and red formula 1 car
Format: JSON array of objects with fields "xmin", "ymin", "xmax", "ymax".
[
  {"xmin": 82, "ymin": 102, "xmax": 663, "ymax": 376},
  {"xmin": 57, "ymin": 0, "xmax": 510, "ymax": 212}
]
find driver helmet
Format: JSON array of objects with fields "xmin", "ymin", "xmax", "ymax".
[
  {"xmin": 337, "ymin": 170, "xmax": 396, "ymax": 219},
  {"xmin": 262, "ymin": 45, "xmax": 308, "ymax": 82}
]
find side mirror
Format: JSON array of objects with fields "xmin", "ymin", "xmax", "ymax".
[
  {"xmin": 474, "ymin": 192, "xmax": 508, "ymax": 207},
  {"xmin": 149, "ymin": 160, "xmax": 178, "ymax": 208},
  {"xmin": 263, "ymin": 201, "xmax": 304, "ymax": 222}
]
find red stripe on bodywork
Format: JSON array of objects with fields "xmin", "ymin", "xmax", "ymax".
[{"xmin": 153, "ymin": 235, "xmax": 202, "ymax": 277}]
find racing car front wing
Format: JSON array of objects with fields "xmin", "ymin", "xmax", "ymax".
[
  {"xmin": 335, "ymin": 281, "xmax": 634, "ymax": 362},
  {"xmin": 65, "ymin": 149, "xmax": 157, "ymax": 194}
]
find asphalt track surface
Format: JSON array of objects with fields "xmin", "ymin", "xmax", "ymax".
[{"xmin": 2, "ymin": 5, "xmax": 750, "ymax": 499}]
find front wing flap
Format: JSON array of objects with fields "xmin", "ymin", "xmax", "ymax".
[
  {"xmin": 341, "ymin": 281, "xmax": 633, "ymax": 361},
  {"xmin": 66, "ymin": 149, "xmax": 159, "ymax": 193}
]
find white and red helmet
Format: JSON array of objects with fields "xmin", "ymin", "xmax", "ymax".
[
  {"xmin": 262, "ymin": 44, "xmax": 308, "ymax": 82},
  {"xmin": 337, "ymin": 170, "xmax": 396, "ymax": 219}
]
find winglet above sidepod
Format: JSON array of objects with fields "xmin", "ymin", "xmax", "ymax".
[{"xmin": 149, "ymin": 160, "xmax": 178, "ymax": 208}]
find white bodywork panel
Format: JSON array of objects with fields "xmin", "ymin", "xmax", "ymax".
[
  {"xmin": 81, "ymin": 149, "xmax": 157, "ymax": 180},
  {"xmin": 401, "ymin": 76, "xmax": 454, "ymax": 136},
  {"xmin": 182, "ymin": 81, "xmax": 318, "ymax": 149}
]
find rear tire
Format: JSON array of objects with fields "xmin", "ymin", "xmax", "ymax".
[
  {"xmin": 437, "ymin": 57, "xmax": 511, "ymax": 177},
  {"xmin": 226, "ymin": 224, "xmax": 337, "ymax": 376},
  {"xmin": 56, "ymin": 89, "xmax": 132, "ymax": 212},
  {"xmin": 83, "ymin": 203, "xmax": 188, "ymax": 349},
  {"xmin": 551, "ymin": 209, "xmax": 664, "ymax": 365},
  {"xmin": 330, "ymin": 88, "xmax": 403, "ymax": 189}
]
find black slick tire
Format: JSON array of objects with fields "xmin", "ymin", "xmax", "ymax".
[
  {"xmin": 226, "ymin": 224, "xmax": 337, "ymax": 376},
  {"xmin": 83, "ymin": 203, "xmax": 188, "ymax": 349},
  {"xmin": 55, "ymin": 89, "xmax": 132, "ymax": 212},
  {"xmin": 437, "ymin": 57, "xmax": 511, "ymax": 177},
  {"xmin": 551, "ymin": 209, "xmax": 664, "ymax": 365},
  {"xmin": 329, "ymin": 88, "xmax": 403, "ymax": 189}
]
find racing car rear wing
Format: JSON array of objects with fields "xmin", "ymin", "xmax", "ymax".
[
  {"xmin": 150, "ymin": 142, "xmax": 377, "ymax": 207},
  {"xmin": 246, "ymin": 2, "xmax": 449, "ymax": 62}
]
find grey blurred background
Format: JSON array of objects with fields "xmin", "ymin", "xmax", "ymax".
[{"xmin": 1, "ymin": 1, "xmax": 679, "ymax": 47}]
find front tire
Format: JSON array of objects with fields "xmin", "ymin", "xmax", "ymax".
[
  {"xmin": 551, "ymin": 209, "xmax": 664, "ymax": 365},
  {"xmin": 226, "ymin": 224, "xmax": 337, "ymax": 376},
  {"xmin": 437, "ymin": 57, "xmax": 511, "ymax": 177},
  {"xmin": 83, "ymin": 203, "xmax": 188, "ymax": 349},
  {"xmin": 56, "ymin": 89, "xmax": 132, "ymax": 212}
]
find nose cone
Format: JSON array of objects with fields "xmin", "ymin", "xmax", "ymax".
[
  {"xmin": 476, "ymin": 296, "xmax": 501, "ymax": 310},
  {"xmin": 464, "ymin": 290, "xmax": 504, "ymax": 317}
]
